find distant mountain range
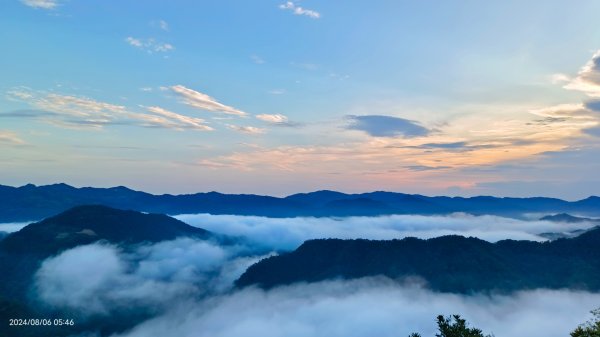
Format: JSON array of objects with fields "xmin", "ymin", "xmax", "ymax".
[
  {"xmin": 2, "ymin": 183, "xmax": 600, "ymax": 222},
  {"xmin": 236, "ymin": 226, "xmax": 600, "ymax": 293},
  {"xmin": 539, "ymin": 213, "xmax": 600, "ymax": 223}
]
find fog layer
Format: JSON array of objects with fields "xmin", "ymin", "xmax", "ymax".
[
  {"xmin": 29, "ymin": 214, "xmax": 599, "ymax": 336},
  {"xmin": 176, "ymin": 213, "xmax": 593, "ymax": 250},
  {"xmin": 113, "ymin": 279, "xmax": 600, "ymax": 337}
]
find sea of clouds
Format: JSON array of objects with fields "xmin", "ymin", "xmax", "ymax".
[
  {"xmin": 28, "ymin": 213, "xmax": 600, "ymax": 337},
  {"xmin": 176, "ymin": 213, "xmax": 596, "ymax": 249},
  {"xmin": 113, "ymin": 281, "xmax": 600, "ymax": 337}
]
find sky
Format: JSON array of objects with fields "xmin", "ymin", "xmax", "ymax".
[{"xmin": 1, "ymin": 0, "xmax": 600, "ymax": 199}]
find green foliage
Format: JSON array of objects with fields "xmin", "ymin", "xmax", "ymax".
[
  {"xmin": 435, "ymin": 315, "xmax": 491, "ymax": 337},
  {"xmin": 571, "ymin": 309, "xmax": 600, "ymax": 337},
  {"xmin": 409, "ymin": 314, "xmax": 492, "ymax": 337}
]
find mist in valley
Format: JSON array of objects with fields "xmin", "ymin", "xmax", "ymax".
[{"xmin": 21, "ymin": 213, "xmax": 599, "ymax": 337}]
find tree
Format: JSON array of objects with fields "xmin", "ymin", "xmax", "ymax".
[
  {"xmin": 409, "ymin": 314, "xmax": 492, "ymax": 337},
  {"xmin": 571, "ymin": 308, "xmax": 600, "ymax": 337}
]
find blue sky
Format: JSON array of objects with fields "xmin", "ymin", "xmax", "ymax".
[{"xmin": 1, "ymin": 0, "xmax": 600, "ymax": 198}]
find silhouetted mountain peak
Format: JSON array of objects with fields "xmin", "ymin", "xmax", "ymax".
[
  {"xmin": 540, "ymin": 213, "xmax": 596, "ymax": 223},
  {"xmin": 0, "ymin": 205, "xmax": 211, "ymax": 256},
  {"xmin": 285, "ymin": 190, "xmax": 350, "ymax": 205}
]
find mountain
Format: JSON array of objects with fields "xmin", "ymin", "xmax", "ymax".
[
  {"xmin": 0, "ymin": 205, "xmax": 216, "ymax": 337},
  {"xmin": 0, "ymin": 183, "xmax": 306, "ymax": 222},
  {"xmin": 540, "ymin": 213, "xmax": 599, "ymax": 223},
  {"xmin": 236, "ymin": 226, "xmax": 600, "ymax": 293},
  {"xmin": 0, "ymin": 205, "xmax": 212, "ymax": 300},
  {"xmin": 284, "ymin": 190, "xmax": 350, "ymax": 206},
  {"xmin": 321, "ymin": 197, "xmax": 395, "ymax": 216},
  {"xmin": 1, "ymin": 183, "xmax": 600, "ymax": 222}
]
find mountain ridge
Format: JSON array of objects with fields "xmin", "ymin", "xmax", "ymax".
[
  {"xmin": 2, "ymin": 183, "xmax": 600, "ymax": 222},
  {"xmin": 236, "ymin": 226, "xmax": 600, "ymax": 293}
]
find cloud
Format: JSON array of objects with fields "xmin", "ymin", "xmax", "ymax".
[
  {"xmin": 113, "ymin": 280, "xmax": 600, "ymax": 337},
  {"xmin": 20, "ymin": 0, "xmax": 57, "ymax": 9},
  {"xmin": 170, "ymin": 85, "xmax": 247, "ymax": 116},
  {"xmin": 527, "ymin": 103, "xmax": 599, "ymax": 137},
  {"xmin": 279, "ymin": 1, "xmax": 321, "ymax": 19},
  {"xmin": 393, "ymin": 141, "xmax": 516, "ymax": 152},
  {"xmin": 585, "ymin": 100, "xmax": 600, "ymax": 112},
  {"xmin": 256, "ymin": 114, "xmax": 288, "ymax": 124},
  {"xmin": 34, "ymin": 239, "xmax": 269, "ymax": 317},
  {"xmin": 158, "ymin": 20, "xmax": 169, "ymax": 31},
  {"xmin": 146, "ymin": 106, "xmax": 213, "ymax": 131},
  {"xmin": 346, "ymin": 115, "xmax": 430, "ymax": 138},
  {"xmin": 417, "ymin": 142, "xmax": 469, "ymax": 149},
  {"xmin": 250, "ymin": 55, "xmax": 265, "ymax": 64},
  {"xmin": 7, "ymin": 88, "xmax": 127, "ymax": 127},
  {"xmin": 193, "ymin": 128, "xmax": 569, "ymax": 175},
  {"xmin": 403, "ymin": 165, "xmax": 452, "ymax": 171},
  {"xmin": 175, "ymin": 213, "xmax": 595, "ymax": 251},
  {"xmin": 5, "ymin": 88, "xmax": 212, "ymax": 131},
  {"xmin": 529, "ymin": 103, "xmax": 593, "ymax": 120},
  {"xmin": 125, "ymin": 37, "xmax": 174, "ymax": 53},
  {"xmin": 0, "ymin": 130, "xmax": 25, "ymax": 145},
  {"xmin": 227, "ymin": 125, "xmax": 265, "ymax": 135},
  {"xmin": 30, "ymin": 214, "xmax": 600, "ymax": 336},
  {"xmin": 563, "ymin": 50, "xmax": 600, "ymax": 97},
  {"xmin": 0, "ymin": 109, "xmax": 58, "ymax": 118},
  {"xmin": 268, "ymin": 89, "xmax": 286, "ymax": 95},
  {"xmin": 0, "ymin": 222, "xmax": 30, "ymax": 233},
  {"xmin": 583, "ymin": 126, "xmax": 600, "ymax": 137},
  {"xmin": 255, "ymin": 112, "xmax": 303, "ymax": 128}
]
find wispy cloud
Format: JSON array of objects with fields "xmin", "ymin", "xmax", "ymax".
[
  {"xmin": 158, "ymin": 20, "xmax": 169, "ymax": 31},
  {"xmin": 196, "ymin": 99, "xmax": 597, "ymax": 183},
  {"xmin": 145, "ymin": 106, "xmax": 213, "ymax": 131},
  {"xmin": 346, "ymin": 115, "xmax": 430, "ymax": 138},
  {"xmin": 5, "ymin": 88, "xmax": 212, "ymax": 131},
  {"xmin": 0, "ymin": 130, "xmax": 25, "ymax": 145},
  {"xmin": 125, "ymin": 37, "xmax": 174, "ymax": 53},
  {"xmin": 170, "ymin": 85, "xmax": 247, "ymax": 116},
  {"xmin": 256, "ymin": 114, "xmax": 288, "ymax": 124},
  {"xmin": 250, "ymin": 55, "xmax": 265, "ymax": 64},
  {"xmin": 255, "ymin": 113, "xmax": 302, "ymax": 127},
  {"xmin": 529, "ymin": 103, "xmax": 596, "ymax": 121},
  {"xmin": 279, "ymin": 1, "xmax": 320, "ymax": 19},
  {"xmin": 227, "ymin": 125, "xmax": 265, "ymax": 135},
  {"xmin": 20, "ymin": 0, "xmax": 57, "ymax": 9},
  {"xmin": 403, "ymin": 165, "xmax": 452, "ymax": 172},
  {"xmin": 562, "ymin": 50, "xmax": 600, "ymax": 97}
]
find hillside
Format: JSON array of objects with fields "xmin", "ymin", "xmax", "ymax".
[
  {"xmin": 236, "ymin": 226, "xmax": 600, "ymax": 293},
  {"xmin": 0, "ymin": 205, "xmax": 212, "ymax": 300}
]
